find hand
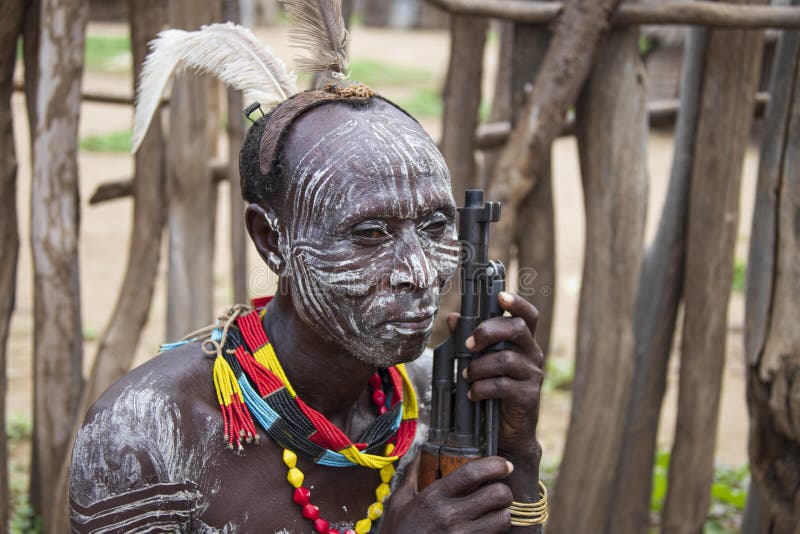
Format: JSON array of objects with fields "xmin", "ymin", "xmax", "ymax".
[
  {"xmin": 448, "ymin": 292, "xmax": 544, "ymax": 463},
  {"xmin": 380, "ymin": 455, "xmax": 513, "ymax": 534}
]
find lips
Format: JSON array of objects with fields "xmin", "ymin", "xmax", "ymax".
[{"xmin": 377, "ymin": 313, "xmax": 435, "ymax": 335}]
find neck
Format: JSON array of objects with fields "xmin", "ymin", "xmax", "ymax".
[{"xmin": 262, "ymin": 290, "xmax": 377, "ymax": 421}]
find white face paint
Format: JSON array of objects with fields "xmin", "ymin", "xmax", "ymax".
[{"xmin": 275, "ymin": 101, "xmax": 459, "ymax": 366}]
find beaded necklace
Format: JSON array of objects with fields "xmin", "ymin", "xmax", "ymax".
[{"xmin": 161, "ymin": 297, "xmax": 419, "ymax": 533}]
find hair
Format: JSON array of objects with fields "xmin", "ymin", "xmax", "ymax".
[{"xmin": 238, "ymin": 92, "xmax": 417, "ymax": 207}]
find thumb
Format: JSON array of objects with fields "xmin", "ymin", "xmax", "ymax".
[
  {"xmin": 446, "ymin": 313, "xmax": 459, "ymax": 335},
  {"xmin": 386, "ymin": 454, "xmax": 420, "ymax": 509}
]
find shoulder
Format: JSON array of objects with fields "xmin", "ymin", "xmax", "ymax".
[{"xmin": 69, "ymin": 343, "xmax": 224, "ymax": 530}]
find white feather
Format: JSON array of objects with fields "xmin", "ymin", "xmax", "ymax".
[{"xmin": 131, "ymin": 22, "xmax": 298, "ymax": 153}]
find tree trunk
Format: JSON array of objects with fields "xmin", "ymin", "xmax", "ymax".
[
  {"xmin": 225, "ymin": 0, "xmax": 248, "ymax": 304},
  {"xmin": 662, "ymin": 3, "xmax": 767, "ymax": 531},
  {"xmin": 0, "ymin": 0, "xmax": 26, "ymax": 528},
  {"xmin": 440, "ymin": 13, "xmax": 487, "ymax": 204},
  {"xmin": 165, "ymin": 0, "xmax": 220, "ymax": 340},
  {"xmin": 743, "ymin": 9, "xmax": 800, "ymax": 531},
  {"xmin": 28, "ymin": 0, "xmax": 88, "ymax": 528},
  {"xmin": 608, "ymin": 28, "xmax": 709, "ymax": 533},
  {"xmin": 548, "ymin": 25, "xmax": 647, "ymax": 534},
  {"xmin": 487, "ymin": 0, "xmax": 624, "ymax": 262}
]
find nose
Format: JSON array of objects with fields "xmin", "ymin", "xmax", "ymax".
[{"xmin": 390, "ymin": 224, "xmax": 436, "ymax": 292}]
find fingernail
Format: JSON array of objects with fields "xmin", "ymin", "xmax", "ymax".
[
  {"xmin": 461, "ymin": 368, "xmax": 468, "ymax": 380},
  {"xmin": 465, "ymin": 336, "xmax": 476, "ymax": 350},
  {"xmin": 467, "ymin": 390, "xmax": 473, "ymax": 400},
  {"xmin": 506, "ymin": 461, "xmax": 514, "ymax": 474},
  {"xmin": 500, "ymin": 292, "xmax": 513, "ymax": 304}
]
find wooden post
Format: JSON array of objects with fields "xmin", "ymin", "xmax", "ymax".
[
  {"xmin": 48, "ymin": 2, "xmax": 169, "ymax": 530},
  {"xmin": 224, "ymin": 0, "xmax": 248, "ymax": 304},
  {"xmin": 28, "ymin": 0, "xmax": 88, "ymax": 528},
  {"xmin": 486, "ymin": 0, "xmax": 624, "ymax": 262},
  {"xmin": 165, "ymin": 0, "xmax": 220, "ymax": 340},
  {"xmin": 548, "ymin": 24, "xmax": 647, "ymax": 534},
  {"xmin": 440, "ymin": 14, "xmax": 487, "ymax": 204},
  {"xmin": 608, "ymin": 28, "xmax": 708, "ymax": 533},
  {"xmin": 0, "ymin": 1, "xmax": 26, "ymax": 528},
  {"xmin": 743, "ymin": 9, "xmax": 800, "ymax": 530},
  {"xmin": 510, "ymin": 21, "xmax": 555, "ymax": 359},
  {"xmin": 662, "ymin": 1, "xmax": 768, "ymax": 531}
]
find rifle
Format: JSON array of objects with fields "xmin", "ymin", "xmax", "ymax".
[{"xmin": 419, "ymin": 189, "xmax": 510, "ymax": 489}]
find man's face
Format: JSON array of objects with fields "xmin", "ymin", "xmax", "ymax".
[{"xmin": 275, "ymin": 100, "xmax": 459, "ymax": 367}]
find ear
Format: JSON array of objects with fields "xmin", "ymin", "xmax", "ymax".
[{"xmin": 246, "ymin": 203, "xmax": 285, "ymax": 275}]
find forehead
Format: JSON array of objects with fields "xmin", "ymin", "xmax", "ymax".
[{"xmin": 283, "ymin": 100, "xmax": 454, "ymax": 226}]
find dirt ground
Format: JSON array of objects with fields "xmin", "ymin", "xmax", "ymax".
[{"xmin": 6, "ymin": 23, "xmax": 755, "ymax": 482}]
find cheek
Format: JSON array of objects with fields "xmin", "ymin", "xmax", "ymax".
[
  {"xmin": 422, "ymin": 232, "xmax": 459, "ymax": 280},
  {"xmin": 292, "ymin": 240, "xmax": 393, "ymax": 296}
]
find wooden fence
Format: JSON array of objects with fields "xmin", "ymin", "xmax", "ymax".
[{"xmin": 2, "ymin": 0, "xmax": 800, "ymax": 532}]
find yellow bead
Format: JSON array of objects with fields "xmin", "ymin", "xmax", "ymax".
[
  {"xmin": 384, "ymin": 443, "xmax": 395, "ymax": 455},
  {"xmin": 282, "ymin": 449, "xmax": 297, "ymax": 469},
  {"xmin": 368, "ymin": 501, "xmax": 384, "ymax": 520},
  {"xmin": 380, "ymin": 465, "xmax": 395, "ymax": 483},
  {"xmin": 375, "ymin": 482, "xmax": 391, "ymax": 503},
  {"xmin": 355, "ymin": 518, "xmax": 372, "ymax": 534},
  {"xmin": 287, "ymin": 467, "xmax": 304, "ymax": 488}
]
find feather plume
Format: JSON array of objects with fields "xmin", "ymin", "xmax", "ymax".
[
  {"xmin": 281, "ymin": 0, "xmax": 349, "ymax": 78},
  {"xmin": 131, "ymin": 22, "xmax": 298, "ymax": 153}
]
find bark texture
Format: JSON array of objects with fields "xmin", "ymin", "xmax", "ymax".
[
  {"xmin": 28, "ymin": 0, "xmax": 88, "ymax": 528},
  {"xmin": 165, "ymin": 0, "xmax": 220, "ymax": 340},
  {"xmin": 548, "ymin": 26, "xmax": 648, "ymax": 534},
  {"xmin": 440, "ymin": 13, "xmax": 487, "ymax": 203},
  {"xmin": 48, "ymin": 3, "xmax": 168, "ymax": 530},
  {"xmin": 487, "ymin": 0, "xmax": 623, "ymax": 261},
  {"xmin": 662, "ymin": 3, "xmax": 767, "ymax": 530},
  {"xmin": 608, "ymin": 28, "xmax": 708, "ymax": 534},
  {"xmin": 744, "ymin": 12, "xmax": 800, "ymax": 531},
  {"xmin": 225, "ymin": 0, "xmax": 248, "ymax": 304},
  {"xmin": 0, "ymin": 0, "xmax": 26, "ymax": 528}
]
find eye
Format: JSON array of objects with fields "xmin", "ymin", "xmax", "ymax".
[
  {"xmin": 419, "ymin": 212, "xmax": 452, "ymax": 236},
  {"xmin": 351, "ymin": 221, "xmax": 390, "ymax": 244}
]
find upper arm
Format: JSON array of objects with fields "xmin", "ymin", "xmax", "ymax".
[{"xmin": 69, "ymin": 374, "xmax": 216, "ymax": 533}]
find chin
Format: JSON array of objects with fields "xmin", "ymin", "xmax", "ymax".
[{"xmin": 351, "ymin": 332, "xmax": 432, "ymax": 368}]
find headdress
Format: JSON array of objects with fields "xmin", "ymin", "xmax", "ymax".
[{"xmin": 131, "ymin": 0, "xmax": 377, "ymax": 180}]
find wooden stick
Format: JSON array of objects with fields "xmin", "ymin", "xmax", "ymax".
[
  {"xmin": 475, "ymin": 93, "xmax": 769, "ymax": 150},
  {"xmin": 425, "ymin": 0, "xmax": 800, "ymax": 28}
]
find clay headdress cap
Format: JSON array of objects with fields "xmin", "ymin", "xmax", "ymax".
[{"xmin": 130, "ymin": 0, "xmax": 374, "ymax": 156}]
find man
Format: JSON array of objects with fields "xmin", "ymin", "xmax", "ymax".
[{"xmin": 69, "ymin": 19, "xmax": 544, "ymax": 534}]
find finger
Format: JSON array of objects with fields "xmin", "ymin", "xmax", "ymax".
[
  {"xmin": 466, "ymin": 316, "xmax": 534, "ymax": 354},
  {"xmin": 465, "ymin": 350, "xmax": 536, "ymax": 382},
  {"xmin": 457, "ymin": 509, "xmax": 512, "ymax": 534},
  {"xmin": 451, "ymin": 482, "xmax": 513, "ymax": 520},
  {"xmin": 468, "ymin": 372, "xmax": 542, "ymax": 402},
  {"xmin": 438, "ymin": 456, "xmax": 513, "ymax": 497},
  {"xmin": 446, "ymin": 312, "xmax": 459, "ymax": 335},
  {"xmin": 498, "ymin": 292, "xmax": 539, "ymax": 337},
  {"xmin": 386, "ymin": 454, "xmax": 420, "ymax": 509}
]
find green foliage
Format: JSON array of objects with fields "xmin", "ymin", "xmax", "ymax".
[
  {"xmin": 8, "ymin": 500, "xmax": 43, "ymax": 534},
  {"xmin": 399, "ymin": 87, "xmax": 442, "ymax": 117},
  {"xmin": 649, "ymin": 451, "xmax": 749, "ymax": 532},
  {"xmin": 543, "ymin": 357, "xmax": 574, "ymax": 393},
  {"xmin": 731, "ymin": 259, "xmax": 746, "ymax": 293},
  {"xmin": 84, "ymin": 34, "xmax": 131, "ymax": 72},
  {"xmin": 348, "ymin": 59, "xmax": 432, "ymax": 87},
  {"xmin": 5, "ymin": 412, "xmax": 32, "ymax": 444},
  {"xmin": 80, "ymin": 130, "xmax": 132, "ymax": 153},
  {"xmin": 639, "ymin": 35, "xmax": 655, "ymax": 58}
]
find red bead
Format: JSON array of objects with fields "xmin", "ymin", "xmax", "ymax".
[
  {"xmin": 302, "ymin": 504, "xmax": 319, "ymax": 520},
  {"xmin": 293, "ymin": 487, "xmax": 311, "ymax": 506},
  {"xmin": 372, "ymin": 389, "xmax": 386, "ymax": 407},
  {"xmin": 369, "ymin": 373, "xmax": 382, "ymax": 389},
  {"xmin": 314, "ymin": 518, "xmax": 330, "ymax": 533},
  {"xmin": 342, "ymin": 530, "xmax": 356, "ymax": 534},
  {"xmin": 328, "ymin": 530, "xmax": 340, "ymax": 534},
  {"xmin": 379, "ymin": 406, "xmax": 388, "ymax": 415}
]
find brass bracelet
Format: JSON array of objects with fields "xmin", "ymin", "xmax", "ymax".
[{"xmin": 508, "ymin": 481, "xmax": 548, "ymax": 527}]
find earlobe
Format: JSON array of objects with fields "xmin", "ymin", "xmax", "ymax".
[{"xmin": 245, "ymin": 203, "xmax": 286, "ymax": 275}]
